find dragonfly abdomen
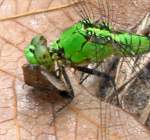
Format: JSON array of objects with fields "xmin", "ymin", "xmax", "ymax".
[
  {"xmin": 111, "ymin": 32, "xmax": 150, "ymax": 56},
  {"xmin": 86, "ymin": 25, "xmax": 150, "ymax": 57}
]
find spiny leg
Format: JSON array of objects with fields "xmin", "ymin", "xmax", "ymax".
[
  {"xmin": 40, "ymin": 67, "xmax": 66, "ymax": 91},
  {"xmin": 50, "ymin": 66, "xmax": 75, "ymax": 115},
  {"xmin": 60, "ymin": 66, "xmax": 75, "ymax": 99},
  {"xmin": 76, "ymin": 66, "xmax": 120, "ymax": 106},
  {"xmin": 40, "ymin": 66, "xmax": 74, "ymax": 116},
  {"xmin": 79, "ymin": 63, "xmax": 101, "ymax": 84},
  {"xmin": 40, "ymin": 66, "xmax": 74, "ymax": 99}
]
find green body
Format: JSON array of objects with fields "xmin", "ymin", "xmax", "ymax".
[
  {"xmin": 50, "ymin": 22, "xmax": 115, "ymax": 64},
  {"xmin": 24, "ymin": 20, "xmax": 150, "ymax": 71},
  {"xmin": 112, "ymin": 33, "xmax": 150, "ymax": 55}
]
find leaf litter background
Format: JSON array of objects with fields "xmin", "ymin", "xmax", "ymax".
[{"xmin": 0, "ymin": 0, "xmax": 150, "ymax": 140}]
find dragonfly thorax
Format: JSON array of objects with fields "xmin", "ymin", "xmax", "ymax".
[{"xmin": 50, "ymin": 20, "xmax": 114, "ymax": 64}]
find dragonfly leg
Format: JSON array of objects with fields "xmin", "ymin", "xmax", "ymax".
[
  {"xmin": 76, "ymin": 66, "xmax": 120, "ymax": 105},
  {"xmin": 79, "ymin": 63, "xmax": 101, "ymax": 84},
  {"xmin": 60, "ymin": 66, "xmax": 75, "ymax": 99},
  {"xmin": 40, "ymin": 67, "xmax": 74, "ymax": 99}
]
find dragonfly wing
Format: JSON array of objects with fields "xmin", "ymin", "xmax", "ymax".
[{"xmin": 62, "ymin": 69, "xmax": 150, "ymax": 140}]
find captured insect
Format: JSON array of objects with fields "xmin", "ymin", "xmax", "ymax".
[{"xmin": 23, "ymin": 0, "xmax": 150, "ymax": 139}]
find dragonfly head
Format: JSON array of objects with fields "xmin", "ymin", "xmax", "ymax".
[{"xmin": 24, "ymin": 35, "xmax": 55, "ymax": 71}]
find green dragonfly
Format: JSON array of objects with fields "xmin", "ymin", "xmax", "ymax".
[{"xmin": 24, "ymin": 0, "xmax": 150, "ymax": 100}]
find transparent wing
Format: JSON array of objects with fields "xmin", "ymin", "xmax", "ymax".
[{"xmin": 67, "ymin": 0, "xmax": 150, "ymax": 121}]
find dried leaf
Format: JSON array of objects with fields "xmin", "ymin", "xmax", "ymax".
[{"xmin": 0, "ymin": 0, "xmax": 150, "ymax": 140}]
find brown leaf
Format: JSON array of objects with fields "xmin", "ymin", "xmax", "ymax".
[{"xmin": 0, "ymin": 0, "xmax": 150, "ymax": 140}]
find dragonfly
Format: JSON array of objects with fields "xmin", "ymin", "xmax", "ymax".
[
  {"xmin": 23, "ymin": 0, "xmax": 150, "ymax": 139},
  {"xmin": 24, "ymin": 0, "xmax": 150, "ymax": 100}
]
